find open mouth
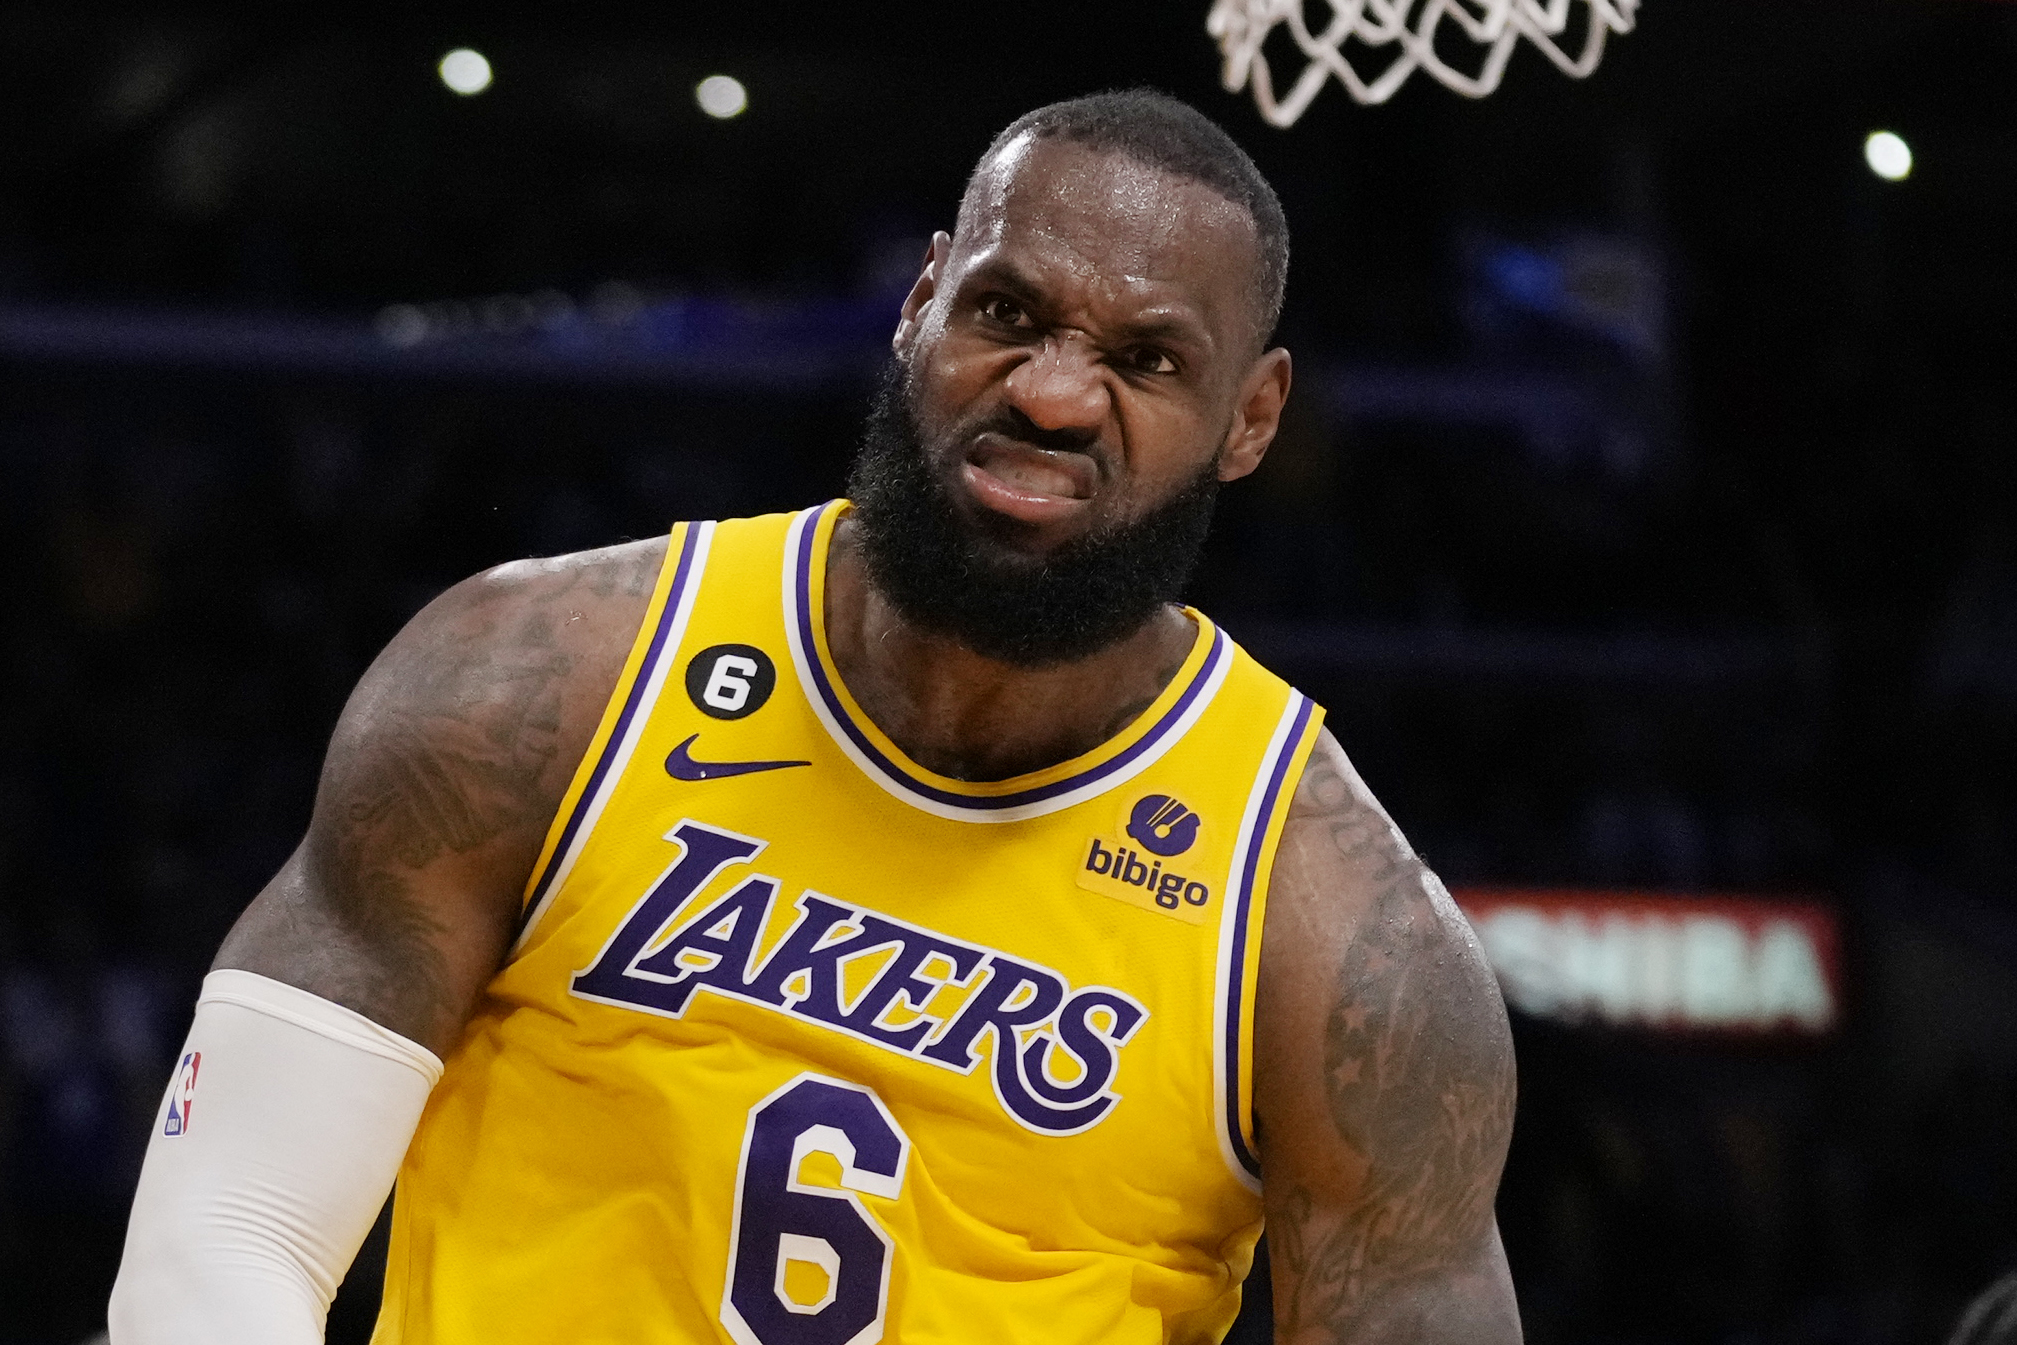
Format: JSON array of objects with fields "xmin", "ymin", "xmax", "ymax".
[{"xmin": 960, "ymin": 432, "xmax": 1100, "ymax": 524}]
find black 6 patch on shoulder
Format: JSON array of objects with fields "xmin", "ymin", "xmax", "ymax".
[{"xmin": 685, "ymin": 644, "xmax": 778, "ymax": 719}]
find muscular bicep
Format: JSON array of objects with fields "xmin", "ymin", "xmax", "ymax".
[
  {"xmin": 213, "ymin": 540, "xmax": 662, "ymax": 1056},
  {"xmin": 1254, "ymin": 731, "xmax": 1520, "ymax": 1343}
]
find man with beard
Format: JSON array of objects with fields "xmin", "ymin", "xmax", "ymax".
[{"xmin": 110, "ymin": 91, "xmax": 1517, "ymax": 1344}]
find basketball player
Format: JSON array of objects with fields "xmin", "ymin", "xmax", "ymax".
[{"xmin": 109, "ymin": 91, "xmax": 1517, "ymax": 1343}]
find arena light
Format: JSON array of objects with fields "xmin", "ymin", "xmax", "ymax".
[
  {"xmin": 696, "ymin": 75, "xmax": 748, "ymax": 120},
  {"xmin": 1864, "ymin": 130, "xmax": 1912, "ymax": 182},
  {"xmin": 438, "ymin": 48, "xmax": 493, "ymax": 97}
]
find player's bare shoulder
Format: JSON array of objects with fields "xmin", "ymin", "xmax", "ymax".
[
  {"xmin": 398, "ymin": 534, "xmax": 670, "ymax": 763},
  {"xmin": 215, "ymin": 535, "xmax": 668, "ymax": 1054},
  {"xmin": 324, "ymin": 535, "xmax": 669, "ymax": 848},
  {"xmin": 1252, "ymin": 728, "xmax": 1521, "ymax": 1341}
]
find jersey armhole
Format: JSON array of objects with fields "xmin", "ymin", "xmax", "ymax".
[
  {"xmin": 513, "ymin": 521, "xmax": 717, "ymax": 948},
  {"xmin": 1215, "ymin": 690, "xmax": 1324, "ymax": 1189}
]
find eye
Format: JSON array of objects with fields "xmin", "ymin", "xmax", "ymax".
[
  {"xmin": 979, "ymin": 295, "xmax": 1031, "ymax": 328},
  {"xmin": 1122, "ymin": 346, "xmax": 1177, "ymax": 376}
]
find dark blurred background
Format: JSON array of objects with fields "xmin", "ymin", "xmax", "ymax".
[{"xmin": 4, "ymin": 2, "xmax": 2017, "ymax": 1342}]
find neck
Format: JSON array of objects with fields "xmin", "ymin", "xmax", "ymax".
[{"xmin": 822, "ymin": 517, "xmax": 1198, "ymax": 781}]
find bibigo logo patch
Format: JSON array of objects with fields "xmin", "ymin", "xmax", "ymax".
[{"xmin": 1076, "ymin": 795, "xmax": 1213, "ymax": 924}]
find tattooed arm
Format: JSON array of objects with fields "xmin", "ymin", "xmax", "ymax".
[
  {"xmin": 1253, "ymin": 729, "xmax": 1520, "ymax": 1342},
  {"xmin": 213, "ymin": 537, "xmax": 666, "ymax": 1055},
  {"xmin": 109, "ymin": 539, "xmax": 667, "ymax": 1341}
]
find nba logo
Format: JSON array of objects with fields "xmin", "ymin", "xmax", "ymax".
[{"xmin": 163, "ymin": 1051, "xmax": 201, "ymax": 1137}]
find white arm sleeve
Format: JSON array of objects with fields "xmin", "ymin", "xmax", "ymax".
[{"xmin": 108, "ymin": 970, "xmax": 444, "ymax": 1345}]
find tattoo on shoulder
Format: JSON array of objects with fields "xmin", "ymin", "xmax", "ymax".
[
  {"xmin": 307, "ymin": 548, "xmax": 655, "ymax": 1035},
  {"xmin": 1268, "ymin": 750, "xmax": 1517, "ymax": 1339},
  {"xmin": 342, "ymin": 568, "xmax": 592, "ymax": 862}
]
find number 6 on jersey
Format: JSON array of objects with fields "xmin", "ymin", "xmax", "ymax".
[{"xmin": 722, "ymin": 1075, "xmax": 911, "ymax": 1345}]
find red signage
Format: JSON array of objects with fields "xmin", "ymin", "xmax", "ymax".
[{"xmin": 1453, "ymin": 889, "xmax": 1843, "ymax": 1034}]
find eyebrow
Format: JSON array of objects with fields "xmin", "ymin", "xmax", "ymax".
[
  {"xmin": 959, "ymin": 257, "xmax": 1046, "ymax": 303},
  {"xmin": 959, "ymin": 257, "xmax": 1215, "ymax": 350},
  {"xmin": 1109, "ymin": 315, "xmax": 1211, "ymax": 349}
]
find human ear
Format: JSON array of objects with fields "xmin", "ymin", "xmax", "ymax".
[
  {"xmin": 1217, "ymin": 348, "xmax": 1292, "ymax": 483},
  {"xmin": 892, "ymin": 232, "xmax": 954, "ymax": 356}
]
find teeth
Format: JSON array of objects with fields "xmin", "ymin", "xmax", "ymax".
[
  {"xmin": 987, "ymin": 457, "xmax": 1078, "ymax": 497},
  {"xmin": 971, "ymin": 441, "xmax": 1090, "ymax": 499}
]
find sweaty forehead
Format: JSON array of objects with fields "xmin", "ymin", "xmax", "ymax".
[{"xmin": 956, "ymin": 135, "xmax": 1262, "ymax": 338}]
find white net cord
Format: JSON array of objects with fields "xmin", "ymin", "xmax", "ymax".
[{"xmin": 1208, "ymin": 0, "xmax": 1640, "ymax": 125}]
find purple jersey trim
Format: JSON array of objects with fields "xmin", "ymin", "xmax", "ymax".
[
  {"xmin": 1223, "ymin": 692, "xmax": 1317, "ymax": 1177},
  {"xmin": 791, "ymin": 501, "xmax": 1226, "ymax": 813}
]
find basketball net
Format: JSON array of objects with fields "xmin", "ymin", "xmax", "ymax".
[{"xmin": 1208, "ymin": 0, "xmax": 1639, "ymax": 125}]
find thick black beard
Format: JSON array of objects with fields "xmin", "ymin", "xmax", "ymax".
[{"xmin": 847, "ymin": 359, "xmax": 1221, "ymax": 668}]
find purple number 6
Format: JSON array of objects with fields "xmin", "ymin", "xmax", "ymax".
[{"xmin": 721, "ymin": 1074, "xmax": 912, "ymax": 1345}]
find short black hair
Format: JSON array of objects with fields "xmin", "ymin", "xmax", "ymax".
[{"xmin": 965, "ymin": 88, "xmax": 1290, "ymax": 349}]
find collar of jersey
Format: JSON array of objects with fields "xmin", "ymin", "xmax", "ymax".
[{"xmin": 782, "ymin": 500, "xmax": 1232, "ymax": 824}]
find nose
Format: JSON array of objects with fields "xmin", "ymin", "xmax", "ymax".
[{"xmin": 1001, "ymin": 332, "xmax": 1109, "ymax": 437}]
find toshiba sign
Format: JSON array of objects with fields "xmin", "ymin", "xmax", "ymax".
[{"xmin": 1454, "ymin": 890, "xmax": 1843, "ymax": 1034}]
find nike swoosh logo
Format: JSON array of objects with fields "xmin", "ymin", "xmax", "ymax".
[{"xmin": 664, "ymin": 734, "xmax": 811, "ymax": 782}]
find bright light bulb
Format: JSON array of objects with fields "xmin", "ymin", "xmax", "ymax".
[
  {"xmin": 696, "ymin": 74, "xmax": 748, "ymax": 120},
  {"xmin": 1864, "ymin": 130, "xmax": 1912, "ymax": 182},
  {"xmin": 439, "ymin": 48, "xmax": 493, "ymax": 96}
]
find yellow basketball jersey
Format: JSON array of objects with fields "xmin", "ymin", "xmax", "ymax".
[{"xmin": 373, "ymin": 502, "xmax": 1324, "ymax": 1345}]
